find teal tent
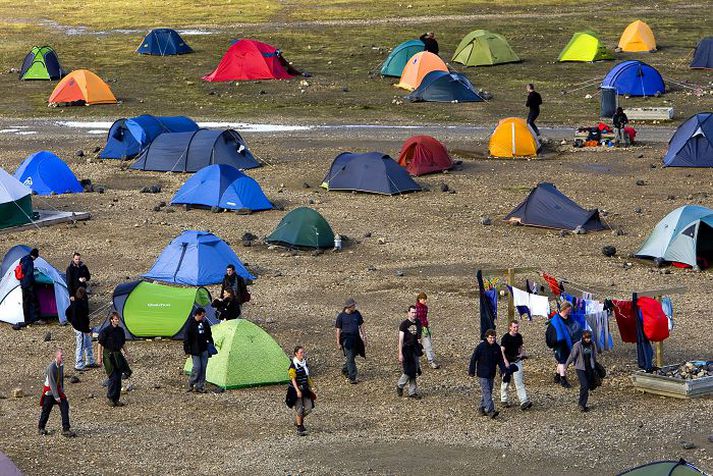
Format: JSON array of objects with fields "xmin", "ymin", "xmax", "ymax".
[{"xmin": 380, "ymin": 39, "xmax": 425, "ymax": 77}]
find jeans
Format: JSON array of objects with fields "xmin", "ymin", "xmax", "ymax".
[
  {"xmin": 341, "ymin": 345, "xmax": 357, "ymax": 381},
  {"xmin": 107, "ymin": 367, "xmax": 122, "ymax": 403},
  {"xmin": 21, "ymin": 286, "xmax": 39, "ymax": 323},
  {"xmin": 397, "ymin": 353, "xmax": 420, "ymax": 396},
  {"xmin": 527, "ymin": 110, "xmax": 540, "ymax": 136},
  {"xmin": 500, "ymin": 361, "xmax": 529, "ymax": 404},
  {"xmin": 74, "ymin": 330, "xmax": 95, "ymax": 369},
  {"xmin": 39, "ymin": 396, "xmax": 70, "ymax": 431},
  {"xmin": 422, "ymin": 328, "xmax": 436, "ymax": 363},
  {"xmin": 189, "ymin": 351, "xmax": 209, "ymax": 389},
  {"xmin": 576, "ymin": 369, "xmax": 590, "ymax": 407},
  {"xmin": 479, "ymin": 377, "xmax": 495, "ymax": 413},
  {"xmin": 616, "ymin": 127, "xmax": 629, "ymax": 145}
]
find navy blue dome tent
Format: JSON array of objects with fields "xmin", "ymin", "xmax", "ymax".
[
  {"xmin": 100, "ymin": 115, "xmax": 199, "ymax": 159},
  {"xmin": 691, "ymin": 37, "xmax": 713, "ymax": 69},
  {"xmin": 601, "ymin": 60, "xmax": 665, "ymax": 97},
  {"xmin": 406, "ymin": 71, "xmax": 484, "ymax": 103},
  {"xmin": 663, "ymin": 113, "xmax": 713, "ymax": 167},
  {"xmin": 13, "ymin": 151, "xmax": 83, "ymax": 195},
  {"xmin": 137, "ymin": 29, "xmax": 193, "ymax": 56},
  {"xmin": 322, "ymin": 152, "xmax": 421, "ymax": 195},
  {"xmin": 130, "ymin": 129, "xmax": 260, "ymax": 172}
]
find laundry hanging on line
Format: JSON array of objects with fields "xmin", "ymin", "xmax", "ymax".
[{"xmin": 509, "ymin": 285, "xmax": 550, "ymax": 319}]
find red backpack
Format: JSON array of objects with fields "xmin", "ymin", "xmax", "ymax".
[{"xmin": 14, "ymin": 263, "xmax": 24, "ymax": 281}]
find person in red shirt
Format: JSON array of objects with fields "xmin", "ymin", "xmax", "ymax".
[{"xmin": 416, "ymin": 292, "xmax": 439, "ymax": 369}]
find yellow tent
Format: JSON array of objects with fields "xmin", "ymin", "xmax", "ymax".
[
  {"xmin": 618, "ymin": 20, "xmax": 657, "ymax": 52},
  {"xmin": 48, "ymin": 69, "xmax": 117, "ymax": 106},
  {"xmin": 395, "ymin": 52, "xmax": 448, "ymax": 91},
  {"xmin": 489, "ymin": 118, "xmax": 539, "ymax": 158}
]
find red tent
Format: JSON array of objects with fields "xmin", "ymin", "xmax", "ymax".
[
  {"xmin": 397, "ymin": 135, "xmax": 453, "ymax": 176},
  {"xmin": 203, "ymin": 39, "xmax": 296, "ymax": 82}
]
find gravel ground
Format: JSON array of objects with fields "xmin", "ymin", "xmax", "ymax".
[{"xmin": 0, "ymin": 127, "xmax": 712, "ymax": 476}]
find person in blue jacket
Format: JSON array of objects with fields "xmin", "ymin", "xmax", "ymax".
[
  {"xmin": 469, "ymin": 329, "xmax": 508, "ymax": 419},
  {"xmin": 548, "ymin": 302, "xmax": 582, "ymax": 389}
]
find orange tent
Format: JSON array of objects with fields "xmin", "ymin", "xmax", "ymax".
[
  {"xmin": 48, "ymin": 69, "xmax": 117, "ymax": 106},
  {"xmin": 618, "ymin": 20, "xmax": 657, "ymax": 52},
  {"xmin": 488, "ymin": 118, "xmax": 540, "ymax": 158},
  {"xmin": 395, "ymin": 52, "xmax": 448, "ymax": 91}
]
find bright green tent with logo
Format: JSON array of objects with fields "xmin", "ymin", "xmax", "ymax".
[
  {"xmin": 558, "ymin": 31, "xmax": 614, "ymax": 62},
  {"xmin": 266, "ymin": 207, "xmax": 335, "ymax": 249},
  {"xmin": 184, "ymin": 319, "xmax": 290, "ymax": 389},
  {"xmin": 452, "ymin": 30, "xmax": 520, "ymax": 66}
]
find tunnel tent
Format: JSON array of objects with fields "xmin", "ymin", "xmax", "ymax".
[
  {"xmin": 0, "ymin": 167, "xmax": 34, "ymax": 229},
  {"xmin": 100, "ymin": 115, "xmax": 199, "ymax": 159},
  {"xmin": 380, "ymin": 39, "xmax": 425, "ymax": 77},
  {"xmin": 20, "ymin": 45, "xmax": 65, "ymax": 80},
  {"xmin": 14, "ymin": 151, "xmax": 83, "ymax": 195},
  {"xmin": 137, "ymin": 28, "xmax": 193, "ymax": 55}
]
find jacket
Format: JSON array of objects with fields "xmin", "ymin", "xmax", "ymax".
[
  {"xmin": 41, "ymin": 360, "xmax": 65, "ymax": 404},
  {"xmin": 526, "ymin": 91, "xmax": 542, "ymax": 111},
  {"xmin": 66, "ymin": 261, "xmax": 91, "ymax": 297},
  {"xmin": 212, "ymin": 297, "xmax": 241, "ymax": 320},
  {"xmin": 613, "ymin": 112, "xmax": 629, "ymax": 129},
  {"xmin": 419, "ymin": 34, "xmax": 439, "ymax": 55},
  {"xmin": 67, "ymin": 298, "xmax": 90, "ymax": 333},
  {"xmin": 415, "ymin": 302, "xmax": 429, "ymax": 328},
  {"xmin": 565, "ymin": 340, "xmax": 597, "ymax": 371},
  {"xmin": 469, "ymin": 340, "xmax": 506, "ymax": 379},
  {"xmin": 220, "ymin": 274, "xmax": 249, "ymax": 304},
  {"xmin": 183, "ymin": 317, "xmax": 214, "ymax": 356},
  {"xmin": 19, "ymin": 255, "xmax": 35, "ymax": 288}
]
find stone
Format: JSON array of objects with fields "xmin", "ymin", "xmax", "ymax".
[
  {"xmin": 93, "ymin": 146, "xmax": 101, "ymax": 153},
  {"xmin": 165, "ymin": 208, "xmax": 175, "ymax": 213},
  {"xmin": 378, "ymin": 238, "xmax": 387, "ymax": 244},
  {"xmin": 126, "ymin": 383, "xmax": 135, "ymax": 392},
  {"xmin": 303, "ymin": 182, "xmax": 311, "ymax": 189},
  {"xmin": 559, "ymin": 230, "xmax": 570, "ymax": 237},
  {"xmin": 363, "ymin": 232, "xmax": 372, "ymax": 238},
  {"xmin": 707, "ymin": 434, "xmax": 713, "ymax": 443},
  {"xmin": 96, "ymin": 187, "xmax": 106, "ymax": 194},
  {"xmin": 448, "ymin": 189, "xmax": 456, "ymax": 194},
  {"xmin": 273, "ymin": 271, "xmax": 283, "ymax": 277},
  {"xmin": 75, "ymin": 150, "xmax": 85, "ymax": 157},
  {"xmin": 12, "ymin": 388, "xmax": 23, "ymax": 398},
  {"xmin": 88, "ymin": 393, "xmax": 95, "ymax": 399},
  {"xmin": 680, "ymin": 441, "xmax": 696, "ymax": 450},
  {"xmin": 69, "ymin": 376, "xmax": 80, "ymax": 384},
  {"xmin": 395, "ymin": 270, "xmax": 404, "ymax": 277},
  {"xmin": 439, "ymin": 182, "xmax": 449, "ymax": 192},
  {"xmin": 152, "ymin": 206, "xmax": 162, "ymax": 212},
  {"xmin": 634, "ymin": 207, "xmax": 642, "ymax": 214},
  {"xmin": 612, "ymin": 229, "xmax": 625, "ymax": 236},
  {"xmin": 635, "ymin": 180, "xmax": 645, "ymax": 186},
  {"xmin": 602, "ymin": 246, "xmax": 616, "ymax": 257},
  {"xmin": 480, "ymin": 217, "xmax": 492, "ymax": 226},
  {"xmin": 667, "ymin": 195, "xmax": 676, "ymax": 200},
  {"xmin": 573, "ymin": 225, "xmax": 586, "ymax": 235},
  {"xmin": 210, "ymin": 206, "xmax": 223, "ymax": 213},
  {"xmin": 43, "ymin": 332, "xmax": 51, "ymax": 342},
  {"xmin": 158, "ymin": 201, "xmax": 166, "ymax": 208},
  {"xmin": 312, "ymin": 249, "xmax": 324, "ymax": 256}
]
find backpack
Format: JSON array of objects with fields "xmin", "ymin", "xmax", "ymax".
[
  {"xmin": 545, "ymin": 322, "xmax": 558, "ymax": 349},
  {"xmin": 236, "ymin": 276, "xmax": 251, "ymax": 304},
  {"xmin": 14, "ymin": 263, "xmax": 24, "ymax": 281}
]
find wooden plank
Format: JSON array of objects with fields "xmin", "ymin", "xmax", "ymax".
[
  {"xmin": 623, "ymin": 107, "xmax": 674, "ymax": 121},
  {"xmin": 0, "ymin": 210, "xmax": 91, "ymax": 235}
]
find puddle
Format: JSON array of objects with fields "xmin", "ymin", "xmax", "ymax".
[
  {"xmin": 0, "ymin": 129, "xmax": 37, "ymax": 135},
  {"xmin": 33, "ymin": 19, "xmax": 219, "ymax": 36}
]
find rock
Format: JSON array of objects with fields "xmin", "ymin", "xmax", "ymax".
[
  {"xmin": 667, "ymin": 194, "xmax": 676, "ymax": 200},
  {"xmin": 480, "ymin": 216, "xmax": 492, "ymax": 226},
  {"xmin": 395, "ymin": 270, "xmax": 404, "ymax": 277},
  {"xmin": 158, "ymin": 201, "xmax": 166, "ymax": 208},
  {"xmin": 152, "ymin": 206, "xmax": 162, "ymax": 212},
  {"xmin": 635, "ymin": 180, "xmax": 646, "ymax": 186},
  {"xmin": 363, "ymin": 232, "xmax": 372, "ymax": 238},
  {"xmin": 612, "ymin": 229, "xmax": 625, "ymax": 236},
  {"xmin": 242, "ymin": 232, "xmax": 257, "ymax": 241},
  {"xmin": 680, "ymin": 441, "xmax": 696, "ymax": 450},
  {"xmin": 623, "ymin": 262, "xmax": 633, "ymax": 269},
  {"xmin": 93, "ymin": 146, "xmax": 101, "ymax": 153},
  {"xmin": 634, "ymin": 207, "xmax": 642, "ymax": 214},
  {"xmin": 602, "ymin": 246, "xmax": 617, "ymax": 257},
  {"xmin": 378, "ymin": 238, "xmax": 387, "ymax": 244},
  {"xmin": 439, "ymin": 182, "xmax": 449, "ymax": 192},
  {"xmin": 126, "ymin": 383, "xmax": 135, "ymax": 392},
  {"xmin": 312, "ymin": 249, "xmax": 324, "ymax": 256},
  {"xmin": 707, "ymin": 434, "xmax": 713, "ymax": 443},
  {"xmin": 210, "ymin": 206, "xmax": 223, "ymax": 213},
  {"xmin": 367, "ymin": 266, "xmax": 376, "ymax": 271},
  {"xmin": 88, "ymin": 393, "xmax": 95, "ymax": 399},
  {"xmin": 559, "ymin": 230, "xmax": 570, "ymax": 237},
  {"xmin": 43, "ymin": 332, "xmax": 51, "ymax": 342},
  {"xmin": 574, "ymin": 225, "xmax": 587, "ymax": 235},
  {"xmin": 69, "ymin": 375, "xmax": 80, "ymax": 384},
  {"xmin": 165, "ymin": 208, "xmax": 175, "ymax": 213},
  {"xmin": 650, "ymin": 164, "xmax": 657, "ymax": 169},
  {"xmin": 303, "ymin": 182, "xmax": 311, "ymax": 189},
  {"xmin": 235, "ymin": 208, "xmax": 252, "ymax": 215},
  {"xmin": 308, "ymin": 199, "xmax": 315, "ymax": 205},
  {"xmin": 183, "ymin": 204, "xmax": 191, "ymax": 211},
  {"xmin": 448, "ymin": 189, "xmax": 456, "ymax": 194},
  {"xmin": 259, "ymin": 90, "xmax": 267, "ymax": 95},
  {"xmin": 75, "ymin": 150, "xmax": 85, "ymax": 157},
  {"xmin": 273, "ymin": 271, "xmax": 283, "ymax": 277},
  {"xmin": 12, "ymin": 388, "xmax": 23, "ymax": 398}
]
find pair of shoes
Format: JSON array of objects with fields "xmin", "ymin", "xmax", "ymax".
[
  {"xmin": 110, "ymin": 401, "xmax": 125, "ymax": 407},
  {"xmin": 578, "ymin": 405, "xmax": 589, "ymax": 413},
  {"xmin": 62, "ymin": 429, "xmax": 76, "ymax": 438},
  {"xmin": 429, "ymin": 362, "xmax": 440, "ymax": 369},
  {"xmin": 341, "ymin": 368, "xmax": 348, "ymax": 376},
  {"xmin": 296, "ymin": 425, "xmax": 308, "ymax": 436},
  {"xmin": 501, "ymin": 401, "xmax": 511, "ymax": 408},
  {"xmin": 396, "ymin": 386, "xmax": 403, "ymax": 397},
  {"xmin": 74, "ymin": 367, "xmax": 88, "ymax": 372},
  {"xmin": 560, "ymin": 377, "xmax": 573, "ymax": 389},
  {"xmin": 86, "ymin": 363, "xmax": 101, "ymax": 369},
  {"xmin": 520, "ymin": 401, "xmax": 533, "ymax": 411},
  {"xmin": 554, "ymin": 373, "xmax": 561, "ymax": 384},
  {"xmin": 38, "ymin": 428, "xmax": 48, "ymax": 436},
  {"xmin": 487, "ymin": 411, "xmax": 499, "ymax": 419},
  {"xmin": 478, "ymin": 407, "xmax": 487, "ymax": 416},
  {"xmin": 195, "ymin": 387, "xmax": 207, "ymax": 393},
  {"xmin": 349, "ymin": 379, "xmax": 358, "ymax": 385},
  {"xmin": 407, "ymin": 394, "xmax": 421, "ymax": 400}
]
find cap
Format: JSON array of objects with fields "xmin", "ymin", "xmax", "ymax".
[{"xmin": 344, "ymin": 298, "xmax": 357, "ymax": 308}]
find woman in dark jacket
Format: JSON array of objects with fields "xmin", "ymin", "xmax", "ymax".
[
  {"xmin": 565, "ymin": 330, "xmax": 598, "ymax": 412},
  {"xmin": 211, "ymin": 287, "xmax": 241, "ymax": 321}
]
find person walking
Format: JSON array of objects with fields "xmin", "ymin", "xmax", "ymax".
[
  {"xmin": 98, "ymin": 312, "xmax": 132, "ymax": 407},
  {"xmin": 211, "ymin": 287, "xmax": 241, "ymax": 321},
  {"xmin": 565, "ymin": 330, "xmax": 599, "ymax": 412},
  {"xmin": 287, "ymin": 345, "xmax": 316, "ymax": 436},
  {"xmin": 419, "ymin": 32, "xmax": 439, "ymax": 55},
  {"xmin": 612, "ymin": 107, "xmax": 629, "ymax": 146},
  {"xmin": 66, "ymin": 252, "xmax": 91, "ymax": 300},
  {"xmin": 500, "ymin": 320, "xmax": 532, "ymax": 410},
  {"xmin": 547, "ymin": 302, "xmax": 580, "ymax": 389},
  {"xmin": 67, "ymin": 287, "xmax": 97, "ymax": 371},
  {"xmin": 38, "ymin": 349, "xmax": 76, "ymax": 437},
  {"xmin": 396, "ymin": 305, "xmax": 423, "ymax": 399},
  {"xmin": 19, "ymin": 248, "xmax": 42, "ymax": 325},
  {"xmin": 415, "ymin": 292, "xmax": 439, "ymax": 369},
  {"xmin": 335, "ymin": 298, "xmax": 366, "ymax": 384},
  {"xmin": 183, "ymin": 308, "xmax": 213, "ymax": 393},
  {"xmin": 468, "ymin": 329, "xmax": 508, "ymax": 418},
  {"xmin": 525, "ymin": 83, "xmax": 543, "ymax": 137}
]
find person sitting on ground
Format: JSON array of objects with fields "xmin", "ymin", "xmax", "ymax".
[
  {"xmin": 287, "ymin": 345, "xmax": 316, "ymax": 436},
  {"xmin": 419, "ymin": 32, "xmax": 439, "ymax": 55},
  {"xmin": 38, "ymin": 348, "xmax": 76, "ymax": 437},
  {"xmin": 212, "ymin": 287, "xmax": 241, "ymax": 321},
  {"xmin": 565, "ymin": 330, "xmax": 599, "ymax": 412},
  {"xmin": 67, "ymin": 287, "xmax": 97, "ymax": 371},
  {"xmin": 612, "ymin": 107, "xmax": 629, "ymax": 146},
  {"xmin": 468, "ymin": 329, "xmax": 508, "ymax": 419}
]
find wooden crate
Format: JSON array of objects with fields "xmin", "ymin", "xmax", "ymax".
[
  {"xmin": 624, "ymin": 107, "xmax": 675, "ymax": 121},
  {"xmin": 631, "ymin": 364, "xmax": 713, "ymax": 399}
]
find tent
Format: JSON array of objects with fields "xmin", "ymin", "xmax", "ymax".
[
  {"xmin": 691, "ymin": 37, "xmax": 713, "ymax": 69},
  {"xmin": 0, "ymin": 256, "xmax": 70, "ymax": 325},
  {"xmin": 0, "ymin": 451, "xmax": 22, "ymax": 476},
  {"xmin": 266, "ymin": 207, "xmax": 335, "ymax": 249},
  {"xmin": 618, "ymin": 20, "xmax": 657, "ymax": 52},
  {"xmin": 171, "ymin": 164, "xmax": 272, "ymax": 212},
  {"xmin": 663, "ymin": 113, "xmax": 713, "ymax": 167},
  {"xmin": 489, "ymin": 117, "xmax": 540, "ymax": 158},
  {"xmin": 131, "ymin": 129, "xmax": 260, "ymax": 172},
  {"xmin": 617, "ymin": 459, "xmax": 706, "ymax": 475},
  {"xmin": 100, "ymin": 115, "xmax": 199, "ymax": 159},
  {"xmin": 558, "ymin": 31, "xmax": 614, "ymax": 62},
  {"xmin": 322, "ymin": 152, "xmax": 422, "ymax": 195},
  {"xmin": 48, "ymin": 69, "xmax": 116, "ymax": 106},
  {"xmin": 94, "ymin": 280, "xmax": 218, "ymax": 340},
  {"xmin": 203, "ymin": 39, "xmax": 296, "ymax": 81},
  {"xmin": 452, "ymin": 30, "xmax": 520, "ymax": 66},
  {"xmin": 184, "ymin": 319, "xmax": 290, "ymax": 389},
  {"xmin": 380, "ymin": 39, "xmax": 425, "ymax": 77},
  {"xmin": 398, "ymin": 135, "xmax": 453, "ymax": 175},
  {"xmin": 504, "ymin": 182, "xmax": 605, "ymax": 231},
  {"xmin": 635, "ymin": 205, "xmax": 713, "ymax": 269},
  {"xmin": 405, "ymin": 71, "xmax": 484, "ymax": 103},
  {"xmin": 601, "ymin": 60, "xmax": 665, "ymax": 97},
  {"xmin": 0, "ymin": 245, "xmax": 31, "ymax": 277},
  {"xmin": 137, "ymin": 28, "xmax": 193, "ymax": 55},
  {"xmin": 0, "ymin": 167, "xmax": 33, "ymax": 229},
  {"xmin": 20, "ymin": 46, "xmax": 65, "ymax": 80},
  {"xmin": 395, "ymin": 51, "xmax": 448, "ymax": 91},
  {"xmin": 14, "ymin": 151, "xmax": 83, "ymax": 196},
  {"xmin": 144, "ymin": 230, "xmax": 254, "ymax": 286}
]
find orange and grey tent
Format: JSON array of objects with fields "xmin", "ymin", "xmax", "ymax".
[
  {"xmin": 398, "ymin": 135, "xmax": 453, "ymax": 175},
  {"xmin": 395, "ymin": 52, "xmax": 448, "ymax": 91},
  {"xmin": 618, "ymin": 20, "xmax": 657, "ymax": 52},
  {"xmin": 48, "ymin": 69, "xmax": 116, "ymax": 106},
  {"xmin": 488, "ymin": 117, "xmax": 540, "ymax": 158}
]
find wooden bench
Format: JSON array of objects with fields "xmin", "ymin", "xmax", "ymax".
[{"xmin": 624, "ymin": 107, "xmax": 674, "ymax": 121}]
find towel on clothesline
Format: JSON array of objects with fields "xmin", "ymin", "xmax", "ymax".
[{"xmin": 510, "ymin": 286, "xmax": 550, "ymax": 319}]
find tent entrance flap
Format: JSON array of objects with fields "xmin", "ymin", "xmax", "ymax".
[{"xmin": 696, "ymin": 221, "xmax": 713, "ymax": 269}]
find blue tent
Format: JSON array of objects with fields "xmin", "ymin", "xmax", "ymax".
[
  {"xmin": 14, "ymin": 151, "xmax": 83, "ymax": 196},
  {"xmin": 322, "ymin": 152, "xmax": 421, "ymax": 195},
  {"xmin": 131, "ymin": 129, "xmax": 260, "ymax": 172},
  {"xmin": 663, "ymin": 113, "xmax": 713, "ymax": 167},
  {"xmin": 100, "ymin": 115, "xmax": 199, "ymax": 159},
  {"xmin": 504, "ymin": 182, "xmax": 605, "ymax": 231},
  {"xmin": 137, "ymin": 29, "xmax": 193, "ymax": 56},
  {"xmin": 171, "ymin": 164, "xmax": 272, "ymax": 211},
  {"xmin": 601, "ymin": 60, "xmax": 665, "ymax": 97},
  {"xmin": 0, "ymin": 244, "xmax": 30, "ymax": 277},
  {"xmin": 380, "ymin": 39, "xmax": 425, "ymax": 77},
  {"xmin": 691, "ymin": 37, "xmax": 713, "ymax": 69},
  {"xmin": 144, "ymin": 230, "xmax": 254, "ymax": 286},
  {"xmin": 405, "ymin": 71, "xmax": 484, "ymax": 102}
]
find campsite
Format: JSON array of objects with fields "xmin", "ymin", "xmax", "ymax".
[{"xmin": 0, "ymin": 1, "xmax": 712, "ymax": 475}]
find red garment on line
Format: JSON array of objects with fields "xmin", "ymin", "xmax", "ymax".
[{"xmin": 612, "ymin": 299, "xmax": 637, "ymax": 343}]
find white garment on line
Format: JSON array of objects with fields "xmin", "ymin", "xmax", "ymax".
[{"xmin": 511, "ymin": 286, "xmax": 551, "ymax": 317}]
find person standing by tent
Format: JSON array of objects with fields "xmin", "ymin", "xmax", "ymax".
[
  {"xmin": 67, "ymin": 287, "xmax": 97, "ymax": 372},
  {"xmin": 525, "ymin": 83, "xmax": 542, "ymax": 137},
  {"xmin": 415, "ymin": 292, "xmax": 439, "ymax": 369},
  {"xmin": 335, "ymin": 298, "xmax": 367, "ymax": 384},
  {"xmin": 66, "ymin": 252, "xmax": 90, "ymax": 301},
  {"xmin": 613, "ymin": 107, "xmax": 629, "ymax": 146},
  {"xmin": 98, "ymin": 312, "xmax": 132, "ymax": 407},
  {"xmin": 500, "ymin": 320, "xmax": 532, "ymax": 410},
  {"xmin": 19, "ymin": 248, "xmax": 42, "ymax": 325},
  {"xmin": 420, "ymin": 32, "xmax": 439, "ymax": 55},
  {"xmin": 38, "ymin": 348, "xmax": 76, "ymax": 437},
  {"xmin": 468, "ymin": 329, "xmax": 508, "ymax": 418},
  {"xmin": 184, "ymin": 308, "xmax": 213, "ymax": 393},
  {"xmin": 546, "ymin": 302, "xmax": 578, "ymax": 389},
  {"xmin": 396, "ymin": 305, "xmax": 423, "ymax": 399},
  {"xmin": 565, "ymin": 330, "xmax": 599, "ymax": 412},
  {"xmin": 212, "ymin": 287, "xmax": 241, "ymax": 321},
  {"xmin": 287, "ymin": 345, "xmax": 316, "ymax": 436},
  {"xmin": 221, "ymin": 264, "xmax": 249, "ymax": 314}
]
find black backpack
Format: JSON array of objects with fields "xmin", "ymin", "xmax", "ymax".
[{"xmin": 545, "ymin": 322, "xmax": 558, "ymax": 349}]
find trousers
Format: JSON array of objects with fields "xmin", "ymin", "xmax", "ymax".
[
  {"xmin": 500, "ymin": 360, "xmax": 529, "ymax": 404},
  {"xmin": 479, "ymin": 377, "xmax": 495, "ymax": 413},
  {"xmin": 39, "ymin": 397, "xmax": 70, "ymax": 431}
]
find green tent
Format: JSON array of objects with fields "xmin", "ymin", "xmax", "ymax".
[
  {"xmin": 266, "ymin": 207, "xmax": 335, "ymax": 249},
  {"xmin": 20, "ymin": 46, "xmax": 65, "ymax": 80},
  {"xmin": 184, "ymin": 319, "xmax": 290, "ymax": 389},
  {"xmin": 452, "ymin": 30, "xmax": 520, "ymax": 66},
  {"xmin": 0, "ymin": 167, "xmax": 33, "ymax": 229},
  {"xmin": 558, "ymin": 31, "xmax": 614, "ymax": 62},
  {"xmin": 617, "ymin": 459, "xmax": 706, "ymax": 475}
]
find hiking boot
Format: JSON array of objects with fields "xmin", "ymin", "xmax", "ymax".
[
  {"xmin": 487, "ymin": 411, "xmax": 499, "ymax": 419},
  {"xmin": 429, "ymin": 361, "xmax": 440, "ymax": 369},
  {"xmin": 86, "ymin": 363, "xmax": 101, "ymax": 369},
  {"xmin": 195, "ymin": 387, "xmax": 207, "ymax": 394},
  {"xmin": 520, "ymin": 401, "xmax": 533, "ymax": 411},
  {"xmin": 501, "ymin": 401, "xmax": 511, "ymax": 408},
  {"xmin": 113, "ymin": 401, "xmax": 125, "ymax": 407},
  {"xmin": 578, "ymin": 405, "xmax": 589, "ymax": 413},
  {"xmin": 296, "ymin": 425, "xmax": 307, "ymax": 436},
  {"xmin": 478, "ymin": 407, "xmax": 487, "ymax": 417},
  {"xmin": 349, "ymin": 379, "xmax": 358, "ymax": 385},
  {"xmin": 396, "ymin": 386, "xmax": 403, "ymax": 397},
  {"xmin": 553, "ymin": 373, "xmax": 561, "ymax": 384},
  {"xmin": 560, "ymin": 377, "xmax": 572, "ymax": 389},
  {"xmin": 38, "ymin": 428, "xmax": 48, "ymax": 436},
  {"xmin": 62, "ymin": 429, "xmax": 76, "ymax": 438}
]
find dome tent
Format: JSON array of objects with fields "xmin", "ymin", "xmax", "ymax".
[
  {"xmin": 203, "ymin": 39, "xmax": 296, "ymax": 81},
  {"xmin": 14, "ymin": 151, "xmax": 83, "ymax": 195},
  {"xmin": 405, "ymin": 71, "xmax": 484, "ymax": 103},
  {"xmin": 601, "ymin": 60, "xmax": 665, "ymax": 97},
  {"xmin": 48, "ymin": 69, "xmax": 116, "ymax": 106},
  {"xmin": 0, "ymin": 245, "xmax": 31, "ymax": 277},
  {"xmin": 266, "ymin": 207, "xmax": 335, "ymax": 249},
  {"xmin": 137, "ymin": 28, "xmax": 193, "ymax": 56},
  {"xmin": 452, "ymin": 30, "xmax": 520, "ymax": 66},
  {"xmin": 558, "ymin": 31, "xmax": 614, "ymax": 62},
  {"xmin": 100, "ymin": 115, "xmax": 199, "ymax": 159},
  {"xmin": 380, "ymin": 39, "xmax": 425, "ymax": 77},
  {"xmin": 398, "ymin": 135, "xmax": 453, "ymax": 176},
  {"xmin": 489, "ymin": 117, "xmax": 540, "ymax": 158},
  {"xmin": 395, "ymin": 51, "xmax": 448, "ymax": 91},
  {"xmin": 20, "ymin": 45, "xmax": 65, "ymax": 80},
  {"xmin": 171, "ymin": 164, "xmax": 272, "ymax": 212},
  {"xmin": 0, "ymin": 167, "xmax": 34, "ymax": 229},
  {"xmin": 322, "ymin": 152, "xmax": 421, "ymax": 195},
  {"xmin": 691, "ymin": 37, "xmax": 713, "ymax": 69},
  {"xmin": 618, "ymin": 20, "xmax": 657, "ymax": 52},
  {"xmin": 663, "ymin": 113, "xmax": 713, "ymax": 167}
]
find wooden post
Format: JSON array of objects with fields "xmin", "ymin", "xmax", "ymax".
[{"xmin": 507, "ymin": 268, "xmax": 515, "ymax": 323}]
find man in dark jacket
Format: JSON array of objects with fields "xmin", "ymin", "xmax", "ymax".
[
  {"xmin": 220, "ymin": 264, "xmax": 248, "ymax": 308},
  {"xmin": 396, "ymin": 305, "xmax": 422, "ymax": 399},
  {"xmin": 335, "ymin": 298, "xmax": 367, "ymax": 384},
  {"xmin": 98, "ymin": 312, "xmax": 132, "ymax": 407},
  {"xmin": 66, "ymin": 252, "xmax": 91, "ymax": 300},
  {"xmin": 420, "ymin": 32, "xmax": 439, "ymax": 55},
  {"xmin": 67, "ymin": 287, "xmax": 97, "ymax": 371},
  {"xmin": 525, "ymin": 83, "xmax": 543, "ymax": 137},
  {"xmin": 183, "ymin": 308, "xmax": 213, "ymax": 393},
  {"xmin": 20, "ymin": 248, "xmax": 41, "ymax": 324},
  {"xmin": 469, "ymin": 329, "xmax": 508, "ymax": 418}
]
